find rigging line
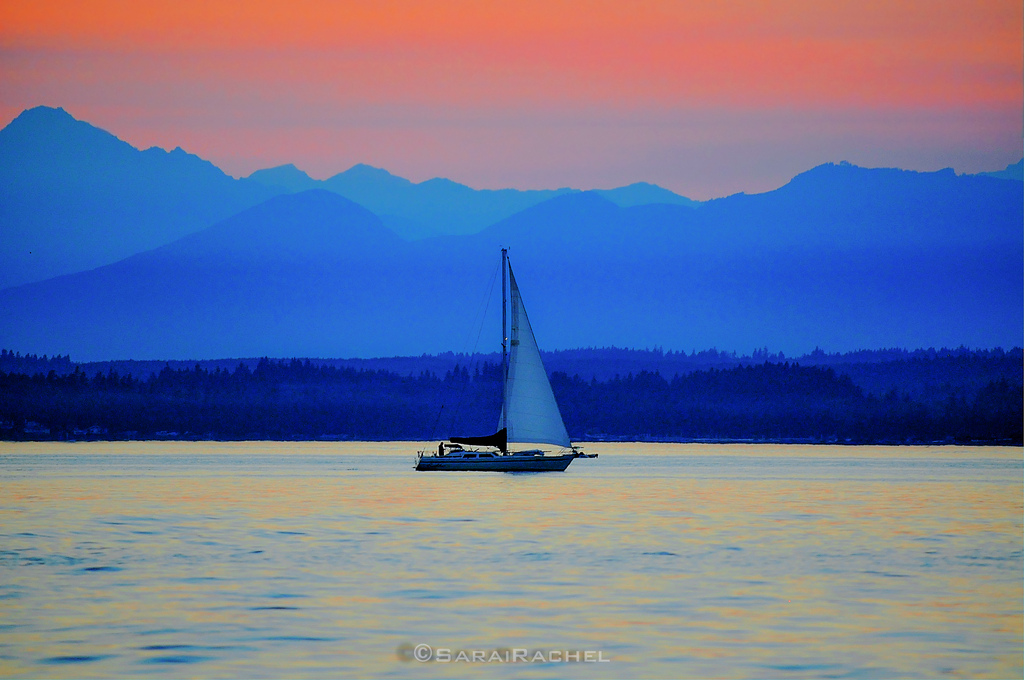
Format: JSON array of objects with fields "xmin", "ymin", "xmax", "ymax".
[
  {"xmin": 460, "ymin": 259, "xmax": 501, "ymax": 362},
  {"xmin": 430, "ymin": 263, "xmax": 496, "ymax": 442},
  {"xmin": 469, "ymin": 262, "xmax": 500, "ymax": 366},
  {"xmin": 427, "ymin": 404, "xmax": 444, "ymax": 444},
  {"xmin": 444, "ymin": 261, "xmax": 500, "ymax": 438}
]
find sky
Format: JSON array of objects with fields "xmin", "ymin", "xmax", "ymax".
[{"xmin": 1, "ymin": 0, "xmax": 1021, "ymax": 199}]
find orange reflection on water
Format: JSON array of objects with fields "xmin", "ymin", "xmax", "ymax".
[{"xmin": 0, "ymin": 441, "xmax": 1020, "ymax": 679}]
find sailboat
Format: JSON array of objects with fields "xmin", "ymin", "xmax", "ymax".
[{"xmin": 415, "ymin": 249, "xmax": 596, "ymax": 472}]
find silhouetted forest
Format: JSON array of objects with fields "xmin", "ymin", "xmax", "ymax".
[{"xmin": 1, "ymin": 349, "xmax": 1019, "ymax": 444}]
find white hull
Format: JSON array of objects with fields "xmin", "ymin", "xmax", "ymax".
[{"xmin": 415, "ymin": 452, "xmax": 577, "ymax": 472}]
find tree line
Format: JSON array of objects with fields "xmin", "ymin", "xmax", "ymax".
[{"xmin": 1, "ymin": 355, "xmax": 1019, "ymax": 444}]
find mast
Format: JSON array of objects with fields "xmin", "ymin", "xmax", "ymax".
[{"xmin": 501, "ymin": 248, "xmax": 508, "ymax": 432}]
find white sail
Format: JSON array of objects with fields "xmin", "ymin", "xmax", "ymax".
[{"xmin": 499, "ymin": 266, "xmax": 571, "ymax": 448}]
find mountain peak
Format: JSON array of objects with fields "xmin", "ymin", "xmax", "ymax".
[
  {"xmin": 506, "ymin": 188, "xmax": 619, "ymax": 219},
  {"xmin": 11, "ymin": 105, "xmax": 75, "ymax": 124},
  {"xmin": 0, "ymin": 105, "xmax": 137, "ymax": 181},
  {"xmin": 325, "ymin": 163, "xmax": 415, "ymax": 193},
  {"xmin": 594, "ymin": 182, "xmax": 699, "ymax": 208},
  {"xmin": 417, "ymin": 176, "xmax": 473, "ymax": 192},
  {"xmin": 340, "ymin": 163, "xmax": 402, "ymax": 180},
  {"xmin": 0, "ymin": 106, "xmax": 282, "ymax": 289},
  {"xmin": 799, "ymin": 161, "xmax": 958, "ymax": 179},
  {"xmin": 2, "ymin": 105, "xmax": 113, "ymax": 146},
  {"xmin": 246, "ymin": 163, "xmax": 319, "ymax": 192},
  {"xmin": 778, "ymin": 162, "xmax": 939, "ymax": 195},
  {"xmin": 153, "ymin": 188, "xmax": 404, "ymax": 262}
]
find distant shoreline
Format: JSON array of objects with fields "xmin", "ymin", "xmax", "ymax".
[
  {"xmin": 3, "ymin": 350, "xmax": 1021, "ymax": 447},
  {"xmin": 3, "ymin": 435, "xmax": 1019, "ymax": 448}
]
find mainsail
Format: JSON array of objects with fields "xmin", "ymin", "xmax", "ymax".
[{"xmin": 499, "ymin": 265, "xmax": 572, "ymax": 448}]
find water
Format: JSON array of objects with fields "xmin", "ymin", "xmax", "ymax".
[{"xmin": 0, "ymin": 442, "xmax": 1020, "ymax": 679}]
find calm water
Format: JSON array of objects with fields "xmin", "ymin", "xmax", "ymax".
[{"xmin": 0, "ymin": 442, "xmax": 1020, "ymax": 679}]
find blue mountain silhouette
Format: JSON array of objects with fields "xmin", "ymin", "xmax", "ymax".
[
  {"xmin": 1, "ymin": 107, "xmax": 1020, "ymax": 359},
  {"xmin": 980, "ymin": 159, "xmax": 1024, "ymax": 181},
  {"xmin": 0, "ymin": 106, "xmax": 282, "ymax": 289},
  {"xmin": 593, "ymin": 182, "xmax": 700, "ymax": 208},
  {"xmin": 247, "ymin": 162, "xmax": 578, "ymax": 239},
  {"xmin": 246, "ymin": 163, "xmax": 699, "ymax": 239},
  {"xmin": 0, "ymin": 105, "xmax": 703, "ymax": 291},
  {"xmin": 0, "ymin": 162, "xmax": 1019, "ymax": 360}
]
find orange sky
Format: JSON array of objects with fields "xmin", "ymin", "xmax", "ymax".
[{"xmin": 1, "ymin": 0, "xmax": 1021, "ymax": 197}]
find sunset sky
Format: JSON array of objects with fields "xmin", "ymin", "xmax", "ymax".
[{"xmin": 2, "ymin": 0, "xmax": 1021, "ymax": 198}]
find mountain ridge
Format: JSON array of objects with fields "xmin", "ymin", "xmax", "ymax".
[
  {"xmin": 0, "ymin": 106, "xmax": 284, "ymax": 289},
  {"xmin": 0, "ymin": 106, "xmax": 706, "ymax": 290},
  {"xmin": 1, "ymin": 106, "xmax": 1020, "ymax": 361},
  {"xmin": 1, "ymin": 158, "xmax": 1018, "ymax": 361},
  {"xmin": 979, "ymin": 158, "xmax": 1024, "ymax": 181}
]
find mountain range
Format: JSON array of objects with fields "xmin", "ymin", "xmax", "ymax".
[
  {"xmin": 0, "ymin": 106, "xmax": 1021, "ymax": 361},
  {"xmin": 1, "ymin": 106, "xmax": 698, "ymax": 289},
  {"xmin": 246, "ymin": 162, "xmax": 698, "ymax": 240},
  {"xmin": 0, "ymin": 107, "xmax": 280, "ymax": 290}
]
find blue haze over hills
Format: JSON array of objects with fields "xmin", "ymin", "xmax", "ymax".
[
  {"xmin": 0, "ymin": 107, "xmax": 280, "ymax": 290},
  {"xmin": 0, "ymin": 106, "xmax": 1020, "ymax": 361},
  {"xmin": 249, "ymin": 163, "xmax": 574, "ymax": 240},
  {"xmin": 1, "ymin": 107, "xmax": 699, "ymax": 289},
  {"xmin": 247, "ymin": 162, "xmax": 699, "ymax": 239}
]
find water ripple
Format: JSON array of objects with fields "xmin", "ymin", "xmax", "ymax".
[
  {"xmin": 39, "ymin": 654, "xmax": 111, "ymax": 664},
  {"xmin": 142, "ymin": 654, "xmax": 210, "ymax": 664},
  {"xmin": 2, "ymin": 442, "xmax": 1019, "ymax": 679}
]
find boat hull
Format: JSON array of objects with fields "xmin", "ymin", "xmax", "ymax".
[{"xmin": 415, "ymin": 453, "xmax": 576, "ymax": 472}]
